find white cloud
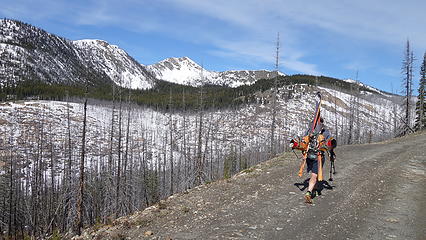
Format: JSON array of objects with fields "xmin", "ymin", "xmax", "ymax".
[
  {"xmin": 282, "ymin": 59, "xmax": 321, "ymax": 76},
  {"xmin": 169, "ymin": 0, "xmax": 426, "ymax": 48},
  {"xmin": 380, "ymin": 68, "xmax": 400, "ymax": 78},
  {"xmin": 154, "ymin": 0, "xmax": 425, "ymax": 74}
]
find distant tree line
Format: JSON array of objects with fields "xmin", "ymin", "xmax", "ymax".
[{"xmin": 0, "ymin": 74, "xmax": 386, "ymax": 111}]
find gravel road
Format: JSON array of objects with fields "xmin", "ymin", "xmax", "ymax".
[{"xmin": 76, "ymin": 131, "xmax": 426, "ymax": 240}]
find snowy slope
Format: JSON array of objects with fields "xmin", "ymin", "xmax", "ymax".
[
  {"xmin": 0, "ymin": 84, "xmax": 405, "ymax": 174},
  {"xmin": 73, "ymin": 39, "xmax": 155, "ymax": 89},
  {"xmin": 343, "ymin": 79, "xmax": 385, "ymax": 95},
  {"xmin": 147, "ymin": 57, "xmax": 285, "ymax": 87},
  {"xmin": 0, "ymin": 19, "xmax": 98, "ymax": 86},
  {"xmin": 0, "ymin": 19, "xmax": 155, "ymax": 90},
  {"xmin": 1, "ymin": 19, "xmax": 280, "ymax": 90},
  {"xmin": 147, "ymin": 57, "xmax": 218, "ymax": 86}
]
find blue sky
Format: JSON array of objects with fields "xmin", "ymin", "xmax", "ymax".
[{"xmin": 1, "ymin": 0, "xmax": 425, "ymax": 93}]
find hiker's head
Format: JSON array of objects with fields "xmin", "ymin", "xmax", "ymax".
[{"xmin": 320, "ymin": 117, "xmax": 324, "ymax": 124}]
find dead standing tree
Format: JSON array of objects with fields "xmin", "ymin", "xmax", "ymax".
[
  {"xmin": 123, "ymin": 85, "xmax": 132, "ymax": 214},
  {"xmin": 400, "ymin": 40, "xmax": 415, "ymax": 135},
  {"xmin": 75, "ymin": 85, "xmax": 88, "ymax": 235},
  {"xmin": 168, "ymin": 87, "xmax": 175, "ymax": 195},
  {"xmin": 116, "ymin": 75, "xmax": 124, "ymax": 217},
  {"xmin": 270, "ymin": 33, "xmax": 280, "ymax": 157},
  {"xmin": 195, "ymin": 66, "xmax": 205, "ymax": 186},
  {"xmin": 62, "ymin": 91, "xmax": 73, "ymax": 232},
  {"xmin": 354, "ymin": 71, "xmax": 361, "ymax": 144}
]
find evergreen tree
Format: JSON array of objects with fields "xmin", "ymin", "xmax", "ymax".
[{"xmin": 415, "ymin": 52, "xmax": 426, "ymax": 131}]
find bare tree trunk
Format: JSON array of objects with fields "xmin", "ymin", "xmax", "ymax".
[
  {"xmin": 162, "ymin": 134, "xmax": 166, "ymax": 198},
  {"xmin": 75, "ymin": 89, "xmax": 88, "ymax": 235},
  {"xmin": 8, "ymin": 141, "xmax": 13, "ymax": 238},
  {"xmin": 355, "ymin": 73, "xmax": 361, "ymax": 143},
  {"xmin": 107, "ymin": 84, "xmax": 116, "ymax": 218},
  {"xmin": 196, "ymin": 67, "xmax": 204, "ymax": 186},
  {"xmin": 401, "ymin": 40, "xmax": 414, "ymax": 135},
  {"xmin": 141, "ymin": 128, "xmax": 149, "ymax": 207},
  {"xmin": 32, "ymin": 109, "xmax": 45, "ymax": 237},
  {"xmin": 182, "ymin": 88, "xmax": 187, "ymax": 190},
  {"xmin": 123, "ymin": 92, "xmax": 131, "ymax": 214},
  {"xmin": 63, "ymin": 91, "xmax": 73, "ymax": 232},
  {"xmin": 169, "ymin": 88, "xmax": 174, "ymax": 195},
  {"xmin": 270, "ymin": 33, "xmax": 280, "ymax": 156},
  {"xmin": 333, "ymin": 84, "xmax": 339, "ymax": 140},
  {"xmin": 347, "ymin": 85, "xmax": 354, "ymax": 145},
  {"xmin": 116, "ymin": 85, "xmax": 123, "ymax": 216},
  {"xmin": 49, "ymin": 123, "xmax": 56, "ymax": 233}
]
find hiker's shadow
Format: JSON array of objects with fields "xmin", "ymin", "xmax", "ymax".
[
  {"xmin": 294, "ymin": 178, "xmax": 335, "ymax": 197},
  {"xmin": 294, "ymin": 178, "xmax": 310, "ymax": 191}
]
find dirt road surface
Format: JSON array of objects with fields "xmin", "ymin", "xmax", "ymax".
[{"xmin": 76, "ymin": 131, "xmax": 426, "ymax": 240}]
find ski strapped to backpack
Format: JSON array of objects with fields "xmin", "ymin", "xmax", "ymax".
[{"xmin": 289, "ymin": 92, "xmax": 337, "ymax": 181}]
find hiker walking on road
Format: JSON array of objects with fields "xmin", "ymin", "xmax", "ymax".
[
  {"xmin": 290, "ymin": 92, "xmax": 337, "ymax": 203},
  {"xmin": 303, "ymin": 117, "xmax": 330, "ymax": 203},
  {"xmin": 290, "ymin": 117, "xmax": 336, "ymax": 203}
]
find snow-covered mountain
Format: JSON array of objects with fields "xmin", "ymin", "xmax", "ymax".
[
  {"xmin": 0, "ymin": 19, "xmax": 155, "ymax": 89},
  {"xmin": 72, "ymin": 39, "xmax": 155, "ymax": 89},
  {"xmin": 147, "ymin": 57, "xmax": 285, "ymax": 87},
  {"xmin": 147, "ymin": 57, "xmax": 214, "ymax": 86},
  {"xmin": 0, "ymin": 19, "xmax": 282, "ymax": 91},
  {"xmin": 0, "ymin": 18, "xmax": 395, "ymax": 99}
]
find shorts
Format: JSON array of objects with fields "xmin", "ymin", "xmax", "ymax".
[{"xmin": 306, "ymin": 155, "xmax": 325, "ymax": 174}]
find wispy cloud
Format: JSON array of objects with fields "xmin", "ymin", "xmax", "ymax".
[
  {"xmin": 74, "ymin": 4, "xmax": 118, "ymax": 26},
  {"xmin": 380, "ymin": 68, "xmax": 400, "ymax": 78},
  {"xmin": 282, "ymin": 59, "xmax": 321, "ymax": 76},
  {"xmin": 148, "ymin": 0, "xmax": 425, "ymax": 73},
  {"xmin": 342, "ymin": 61, "xmax": 374, "ymax": 72}
]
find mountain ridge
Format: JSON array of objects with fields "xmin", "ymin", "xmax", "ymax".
[
  {"xmin": 0, "ymin": 19, "xmax": 282, "ymax": 91},
  {"xmin": 0, "ymin": 18, "xmax": 395, "ymax": 100},
  {"xmin": 147, "ymin": 56, "xmax": 285, "ymax": 87}
]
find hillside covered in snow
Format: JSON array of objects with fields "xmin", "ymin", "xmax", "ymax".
[
  {"xmin": 147, "ymin": 56, "xmax": 284, "ymax": 87},
  {"xmin": 0, "ymin": 19, "xmax": 280, "ymax": 92},
  {"xmin": 0, "ymin": 19, "xmax": 156, "ymax": 90}
]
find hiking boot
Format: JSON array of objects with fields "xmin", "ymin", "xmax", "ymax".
[
  {"xmin": 304, "ymin": 191, "xmax": 313, "ymax": 204},
  {"xmin": 312, "ymin": 189, "xmax": 321, "ymax": 197}
]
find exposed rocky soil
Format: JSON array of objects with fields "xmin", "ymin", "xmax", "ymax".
[{"xmin": 73, "ymin": 131, "xmax": 426, "ymax": 240}]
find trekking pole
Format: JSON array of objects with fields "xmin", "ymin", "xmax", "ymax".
[
  {"xmin": 331, "ymin": 152, "xmax": 336, "ymax": 174},
  {"xmin": 292, "ymin": 149, "xmax": 301, "ymax": 159},
  {"xmin": 329, "ymin": 160, "xmax": 334, "ymax": 181},
  {"xmin": 332, "ymin": 160, "xmax": 336, "ymax": 174},
  {"xmin": 298, "ymin": 158, "xmax": 306, "ymax": 177}
]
